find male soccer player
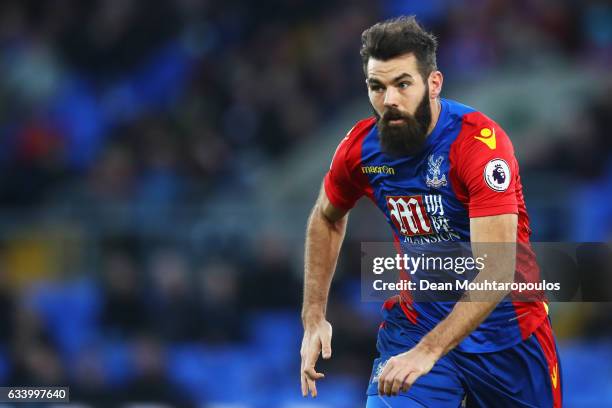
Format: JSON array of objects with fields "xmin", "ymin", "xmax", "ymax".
[{"xmin": 300, "ymin": 16, "xmax": 562, "ymax": 407}]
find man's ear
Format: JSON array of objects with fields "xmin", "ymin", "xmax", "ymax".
[{"xmin": 428, "ymin": 71, "xmax": 443, "ymax": 99}]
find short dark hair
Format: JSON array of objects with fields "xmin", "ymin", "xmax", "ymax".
[{"xmin": 360, "ymin": 16, "xmax": 438, "ymax": 81}]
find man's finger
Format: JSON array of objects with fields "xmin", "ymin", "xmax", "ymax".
[
  {"xmin": 391, "ymin": 374, "xmax": 405, "ymax": 396},
  {"xmin": 377, "ymin": 361, "xmax": 394, "ymax": 395},
  {"xmin": 303, "ymin": 338, "xmax": 324, "ymax": 397},
  {"xmin": 305, "ymin": 337, "xmax": 322, "ymax": 373},
  {"xmin": 301, "ymin": 373, "xmax": 308, "ymax": 397},
  {"xmin": 398, "ymin": 370, "xmax": 411, "ymax": 393},
  {"xmin": 383, "ymin": 372, "xmax": 395, "ymax": 397},
  {"xmin": 377, "ymin": 372, "xmax": 385, "ymax": 395},
  {"xmin": 380, "ymin": 367, "xmax": 398, "ymax": 396},
  {"xmin": 304, "ymin": 366, "xmax": 325, "ymax": 380},
  {"xmin": 307, "ymin": 376, "xmax": 318, "ymax": 397},
  {"xmin": 321, "ymin": 340, "xmax": 332, "ymax": 359},
  {"xmin": 321, "ymin": 326, "xmax": 332, "ymax": 359},
  {"xmin": 300, "ymin": 346, "xmax": 307, "ymax": 396},
  {"xmin": 401, "ymin": 371, "xmax": 421, "ymax": 393}
]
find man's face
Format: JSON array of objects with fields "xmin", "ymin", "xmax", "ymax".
[{"xmin": 366, "ymin": 53, "xmax": 433, "ymax": 157}]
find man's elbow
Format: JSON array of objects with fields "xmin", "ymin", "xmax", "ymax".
[{"xmin": 317, "ymin": 203, "xmax": 347, "ymax": 232}]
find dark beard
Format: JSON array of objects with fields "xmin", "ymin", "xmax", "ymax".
[{"xmin": 377, "ymin": 89, "xmax": 432, "ymax": 157}]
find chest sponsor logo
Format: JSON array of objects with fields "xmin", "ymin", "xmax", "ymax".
[
  {"xmin": 425, "ymin": 155, "xmax": 447, "ymax": 188},
  {"xmin": 386, "ymin": 195, "xmax": 432, "ymax": 236},
  {"xmin": 386, "ymin": 194, "xmax": 461, "ymax": 242},
  {"xmin": 362, "ymin": 165, "xmax": 395, "ymax": 175}
]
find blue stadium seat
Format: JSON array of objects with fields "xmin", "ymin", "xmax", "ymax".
[
  {"xmin": 559, "ymin": 340, "xmax": 612, "ymax": 407},
  {"xmin": 101, "ymin": 341, "xmax": 134, "ymax": 386},
  {"xmin": 28, "ymin": 278, "xmax": 101, "ymax": 356},
  {"xmin": 247, "ymin": 310, "xmax": 301, "ymax": 356}
]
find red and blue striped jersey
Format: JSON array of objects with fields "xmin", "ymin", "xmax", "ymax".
[{"xmin": 324, "ymin": 98, "xmax": 547, "ymax": 352}]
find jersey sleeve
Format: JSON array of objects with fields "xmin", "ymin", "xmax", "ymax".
[
  {"xmin": 452, "ymin": 116, "xmax": 519, "ymax": 218},
  {"xmin": 323, "ymin": 119, "xmax": 374, "ymax": 210}
]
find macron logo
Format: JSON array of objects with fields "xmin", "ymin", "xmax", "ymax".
[{"xmin": 474, "ymin": 127, "xmax": 496, "ymax": 150}]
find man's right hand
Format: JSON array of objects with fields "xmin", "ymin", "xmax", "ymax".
[{"xmin": 300, "ymin": 319, "xmax": 333, "ymax": 397}]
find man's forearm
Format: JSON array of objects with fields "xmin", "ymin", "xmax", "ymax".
[
  {"xmin": 418, "ymin": 237, "xmax": 516, "ymax": 358},
  {"xmin": 417, "ymin": 301, "xmax": 499, "ymax": 359},
  {"xmin": 302, "ymin": 203, "xmax": 347, "ymax": 326}
]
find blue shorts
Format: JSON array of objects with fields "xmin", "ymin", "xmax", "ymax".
[{"xmin": 366, "ymin": 302, "xmax": 562, "ymax": 408}]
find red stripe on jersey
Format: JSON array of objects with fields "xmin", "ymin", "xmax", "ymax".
[
  {"xmin": 393, "ymin": 233, "xmax": 418, "ymax": 324},
  {"xmin": 511, "ymin": 300, "xmax": 548, "ymax": 339},
  {"xmin": 399, "ymin": 299, "xmax": 418, "ymax": 325},
  {"xmin": 533, "ymin": 319, "xmax": 562, "ymax": 408},
  {"xmin": 382, "ymin": 295, "xmax": 399, "ymax": 310}
]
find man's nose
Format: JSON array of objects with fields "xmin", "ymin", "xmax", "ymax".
[{"xmin": 383, "ymin": 87, "xmax": 401, "ymax": 108}]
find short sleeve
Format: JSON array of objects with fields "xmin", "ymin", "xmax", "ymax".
[
  {"xmin": 323, "ymin": 119, "xmax": 374, "ymax": 210},
  {"xmin": 324, "ymin": 138, "xmax": 363, "ymax": 210},
  {"xmin": 454, "ymin": 120, "xmax": 519, "ymax": 218}
]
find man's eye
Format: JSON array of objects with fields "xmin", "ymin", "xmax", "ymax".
[
  {"xmin": 370, "ymin": 85, "xmax": 384, "ymax": 93},
  {"xmin": 398, "ymin": 82, "xmax": 411, "ymax": 89}
]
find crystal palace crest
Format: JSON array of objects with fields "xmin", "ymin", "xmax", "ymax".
[{"xmin": 426, "ymin": 155, "xmax": 447, "ymax": 188}]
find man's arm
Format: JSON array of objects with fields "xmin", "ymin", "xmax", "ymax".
[
  {"xmin": 378, "ymin": 213, "xmax": 518, "ymax": 396},
  {"xmin": 301, "ymin": 183, "xmax": 348, "ymax": 398}
]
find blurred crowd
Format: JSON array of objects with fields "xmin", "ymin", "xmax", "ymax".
[
  {"xmin": 0, "ymin": 235, "xmax": 309, "ymax": 405},
  {"xmin": 1, "ymin": 0, "xmax": 610, "ymax": 212},
  {"xmin": 0, "ymin": 0, "xmax": 610, "ymax": 406},
  {"xmin": 0, "ymin": 0, "xmax": 377, "ymax": 209}
]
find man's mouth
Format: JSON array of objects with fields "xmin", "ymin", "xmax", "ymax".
[{"xmin": 386, "ymin": 118, "xmax": 405, "ymax": 125}]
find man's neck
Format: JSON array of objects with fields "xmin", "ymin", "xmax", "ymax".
[{"xmin": 426, "ymin": 98, "xmax": 442, "ymax": 136}]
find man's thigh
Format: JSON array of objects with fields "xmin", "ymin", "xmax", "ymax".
[
  {"xmin": 366, "ymin": 355, "xmax": 465, "ymax": 408},
  {"xmin": 451, "ymin": 319, "xmax": 562, "ymax": 408},
  {"xmin": 367, "ymin": 302, "xmax": 464, "ymax": 408}
]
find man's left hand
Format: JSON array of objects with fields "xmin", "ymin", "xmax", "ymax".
[{"xmin": 377, "ymin": 344, "xmax": 440, "ymax": 397}]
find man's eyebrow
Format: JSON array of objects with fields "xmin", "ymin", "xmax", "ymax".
[
  {"xmin": 392, "ymin": 73, "xmax": 413, "ymax": 82},
  {"xmin": 366, "ymin": 73, "xmax": 414, "ymax": 85},
  {"xmin": 366, "ymin": 77, "xmax": 383, "ymax": 85}
]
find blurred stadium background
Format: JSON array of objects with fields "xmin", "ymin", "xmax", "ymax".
[{"xmin": 0, "ymin": 0, "xmax": 610, "ymax": 406}]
